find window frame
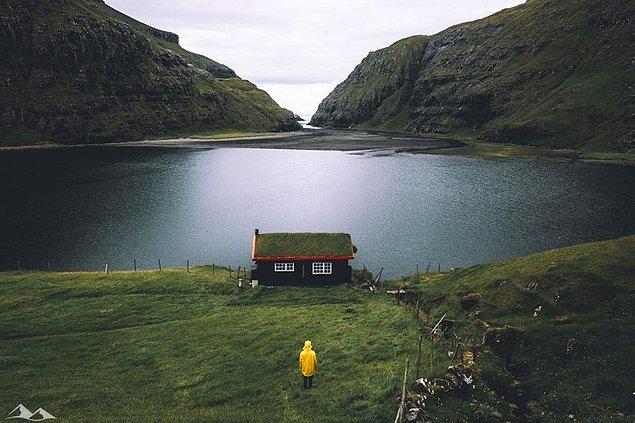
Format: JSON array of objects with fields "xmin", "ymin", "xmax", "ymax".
[
  {"xmin": 312, "ymin": 262, "xmax": 332, "ymax": 275},
  {"xmin": 274, "ymin": 262, "xmax": 295, "ymax": 272}
]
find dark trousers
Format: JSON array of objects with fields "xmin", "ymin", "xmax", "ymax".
[{"xmin": 302, "ymin": 375, "xmax": 313, "ymax": 389}]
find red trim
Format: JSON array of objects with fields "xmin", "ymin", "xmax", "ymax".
[{"xmin": 253, "ymin": 254, "xmax": 354, "ymax": 262}]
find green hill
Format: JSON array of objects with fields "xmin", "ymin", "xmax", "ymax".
[
  {"xmin": 0, "ymin": 237, "xmax": 632, "ymax": 421},
  {"xmin": 0, "ymin": 0, "xmax": 300, "ymax": 146},
  {"xmin": 390, "ymin": 235, "xmax": 634, "ymax": 421},
  {"xmin": 311, "ymin": 0, "xmax": 633, "ymax": 152}
]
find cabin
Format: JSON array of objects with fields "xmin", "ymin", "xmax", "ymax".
[{"xmin": 250, "ymin": 229, "xmax": 356, "ymax": 286}]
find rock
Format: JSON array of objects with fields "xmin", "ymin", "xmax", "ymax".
[
  {"xmin": 440, "ymin": 318, "xmax": 457, "ymax": 333},
  {"xmin": 483, "ymin": 325, "xmax": 522, "ymax": 366},
  {"xmin": 473, "ymin": 319, "xmax": 491, "ymax": 330},
  {"xmin": 460, "ymin": 293, "xmax": 481, "ymax": 311},
  {"xmin": 553, "ymin": 315, "xmax": 574, "ymax": 325}
]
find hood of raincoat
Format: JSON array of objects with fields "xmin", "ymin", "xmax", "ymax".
[{"xmin": 303, "ymin": 340, "xmax": 312, "ymax": 351}]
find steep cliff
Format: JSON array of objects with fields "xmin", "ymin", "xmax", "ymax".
[
  {"xmin": 311, "ymin": 0, "xmax": 633, "ymax": 151},
  {"xmin": 0, "ymin": 0, "xmax": 299, "ymax": 146}
]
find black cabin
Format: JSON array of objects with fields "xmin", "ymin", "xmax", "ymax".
[{"xmin": 250, "ymin": 229, "xmax": 356, "ymax": 286}]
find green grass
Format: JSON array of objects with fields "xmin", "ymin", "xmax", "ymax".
[
  {"xmin": 146, "ymin": 128, "xmax": 276, "ymax": 141},
  {"xmin": 254, "ymin": 233, "xmax": 355, "ymax": 258},
  {"xmin": 0, "ymin": 267, "xmax": 422, "ymax": 422},
  {"xmin": 1, "ymin": 237, "xmax": 632, "ymax": 421},
  {"xmin": 388, "ymin": 235, "xmax": 635, "ymax": 421},
  {"xmin": 422, "ymin": 140, "xmax": 635, "ymax": 165}
]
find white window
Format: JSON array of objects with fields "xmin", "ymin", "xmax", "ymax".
[
  {"xmin": 274, "ymin": 262, "xmax": 294, "ymax": 272},
  {"xmin": 312, "ymin": 262, "xmax": 332, "ymax": 275}
]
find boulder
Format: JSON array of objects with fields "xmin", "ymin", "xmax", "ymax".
[{"xmin": 460, "ymin": 293, "xmax": 482, "ymax": 311}]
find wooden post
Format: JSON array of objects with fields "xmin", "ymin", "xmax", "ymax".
[
  {"xmin": 437, "ymin": 263, "xmax": 441, "ymax": 273},
  {"xmin": 394, "ymin": 358, "xmax": 409, "ymax": 423},
  {"xmin": 17, "ymin": 259, "xmax": 21, "ymax": 271},
  {"xmin": 187, "ymin": 260, "xmax": 189, "ymax": 272},
  {"xmin": 416, "ymin": 331, "xmax": 423, "ymax": 379},
  {"xmin": 133, "ymin": 259, "xmax": 137, "ymax": 272},
  {"xmin": 212, "ymin": 263, "xmax": 215, "ymax": 273},
  {"xmin": 158, "ymin": 259, "xmax": 162, "ymax": 271},
  {"xmin": 429, "ymin": 313, "xmax": 447, "ymax": 337},
  {"xmin": 105, "ymin": 264, "xmax": 108, "ymax": 274},
  {"xmin": 416, "ymin": 264, "xmax": 419, "ymax": 277}
]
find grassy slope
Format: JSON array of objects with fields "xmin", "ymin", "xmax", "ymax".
[
  {"xmin": 389, "ymin": 236, "xmax": 634, "ymax": 421},
  {"xmin": 1, "ymin": 238, "xmax": 632, "ymax": 421},
  {"xmin": 311, "ymin": 0, "xmax": 633, "ymax": 152},
  {"xmin": 0, "ymin": 267, "xmax": 422, "ymax": 422}
]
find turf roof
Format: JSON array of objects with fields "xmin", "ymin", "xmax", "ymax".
[{"xmin": 253, "ymin": 233, "xmax": 355, "ymax": 259}]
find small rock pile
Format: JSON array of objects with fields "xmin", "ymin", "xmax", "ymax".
[{"xmin": 402, "ymin": 364, "xmax": 477, "ymax": 422}]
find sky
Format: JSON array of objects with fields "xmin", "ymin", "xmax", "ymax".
[{"xmin": 106, "ymin": 0, "xmax": 524, "ymax": 120}]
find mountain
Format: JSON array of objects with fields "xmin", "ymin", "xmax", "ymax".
[
  {"xmin": 0, "ymin": 0, "xmax": 300, "ymax": 146},
  {"xmin": 311, "ymin": 0, "xmax": 633, "ymax": 152}
]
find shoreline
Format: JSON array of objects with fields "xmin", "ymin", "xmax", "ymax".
[{"xmin": 1, "ymin": 128, "xmax": 632, "ymax": 165}]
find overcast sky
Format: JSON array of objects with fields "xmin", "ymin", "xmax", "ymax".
[{"xmin": 106, "ymin": 0, "xmax": 524, "ymax": 119}]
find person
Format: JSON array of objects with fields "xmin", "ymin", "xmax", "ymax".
[{"xmin": 299, "ymin": 340, "xmax": 317, "ymax": 389}]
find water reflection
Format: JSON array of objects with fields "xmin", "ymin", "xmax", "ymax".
[{"xmin": 0, "ymin": 147, "xmax": 632, "ymax": 277}]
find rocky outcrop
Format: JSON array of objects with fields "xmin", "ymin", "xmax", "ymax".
[
  {"xmin": 311, "ymin": 0, "xmax": 633, "ymax": 151},
  {"xmin": 0, "ymin": 0, "xmax": 299, "ymax": 146}
]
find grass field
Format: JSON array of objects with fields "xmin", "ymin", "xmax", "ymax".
[
  {"xmin": 146, "ymin": 129, "xmax": 279, "ymax": 141},
  {"xmin": 0, "ymin": 267, "xmax": 427, "ymax": 422},
  {"xmin": 1, "ymin": 237, "xmax": 633, "ymax": 421},
  {"xmin": 389, "ymin": 235, "xmax": 635, "ymax": 421}
]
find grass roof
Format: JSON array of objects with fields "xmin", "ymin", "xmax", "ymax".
[{"xmin": 253, "ymin": 233, "xmax": 354, "ymax": 259}]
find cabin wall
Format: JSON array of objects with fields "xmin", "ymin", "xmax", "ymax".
[{"xmin": 251, "ymin": 260, "xmax": 351, "ymax": 286}]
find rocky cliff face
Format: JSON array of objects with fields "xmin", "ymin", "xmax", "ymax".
[
  {"xmin": 0, "ymin": 0, "xmax": 299, "ymax": 146},
  {"xmin": 311, "ymin": 0, "xmax": 633, "ymax": 151}
]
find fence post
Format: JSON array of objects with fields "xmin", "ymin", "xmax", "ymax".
[
  {"xmin": 394, "ymin": 358, "xmax": 409, "ymax": 423},
  {"xmin": 187, "ymin": 260, "xmax": 189, "ymax": 272},
  {"xmin": 158, "ymin": 259, "xmax": 162, "ymax": 271},
  {"xmin": 105, "ymin": 264, "xmax": 108, "ymax": 274},
  {"xmin": 438, "ymin": 263, "xmax": 441, "ymax": 273},
  {"xmin": 133, "ymin": 259, "xmax": 137, "ymax": 272},
  {"xmin": 17, "ymin": 259, "xmax": 21, "ymax": 271},
  {"xmin": 416, "ymin": 331, "xmax": 423, "ymax": 379}
]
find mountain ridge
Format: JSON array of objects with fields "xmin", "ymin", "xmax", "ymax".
[
  {"xmin": 0, "ymin": 0, "xmax": 300, "ymax": 146},
  {"xmin": 310, "ymin": 0, "xmax": 633, "ymax": 152}
]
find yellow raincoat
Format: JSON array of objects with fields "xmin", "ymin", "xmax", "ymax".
[{"xmin": 299, "ymin": 340, "xmax": 317, "ymax": 377}]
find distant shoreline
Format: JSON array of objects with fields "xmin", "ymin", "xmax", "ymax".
[{"xmin": 1, "ymin": 128, "xmax": 632, "ymax": 165}]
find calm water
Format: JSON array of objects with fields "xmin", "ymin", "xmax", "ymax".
[{"xmin": 1, "ymin": 147, "xmax": 633, "ymax": 277}]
